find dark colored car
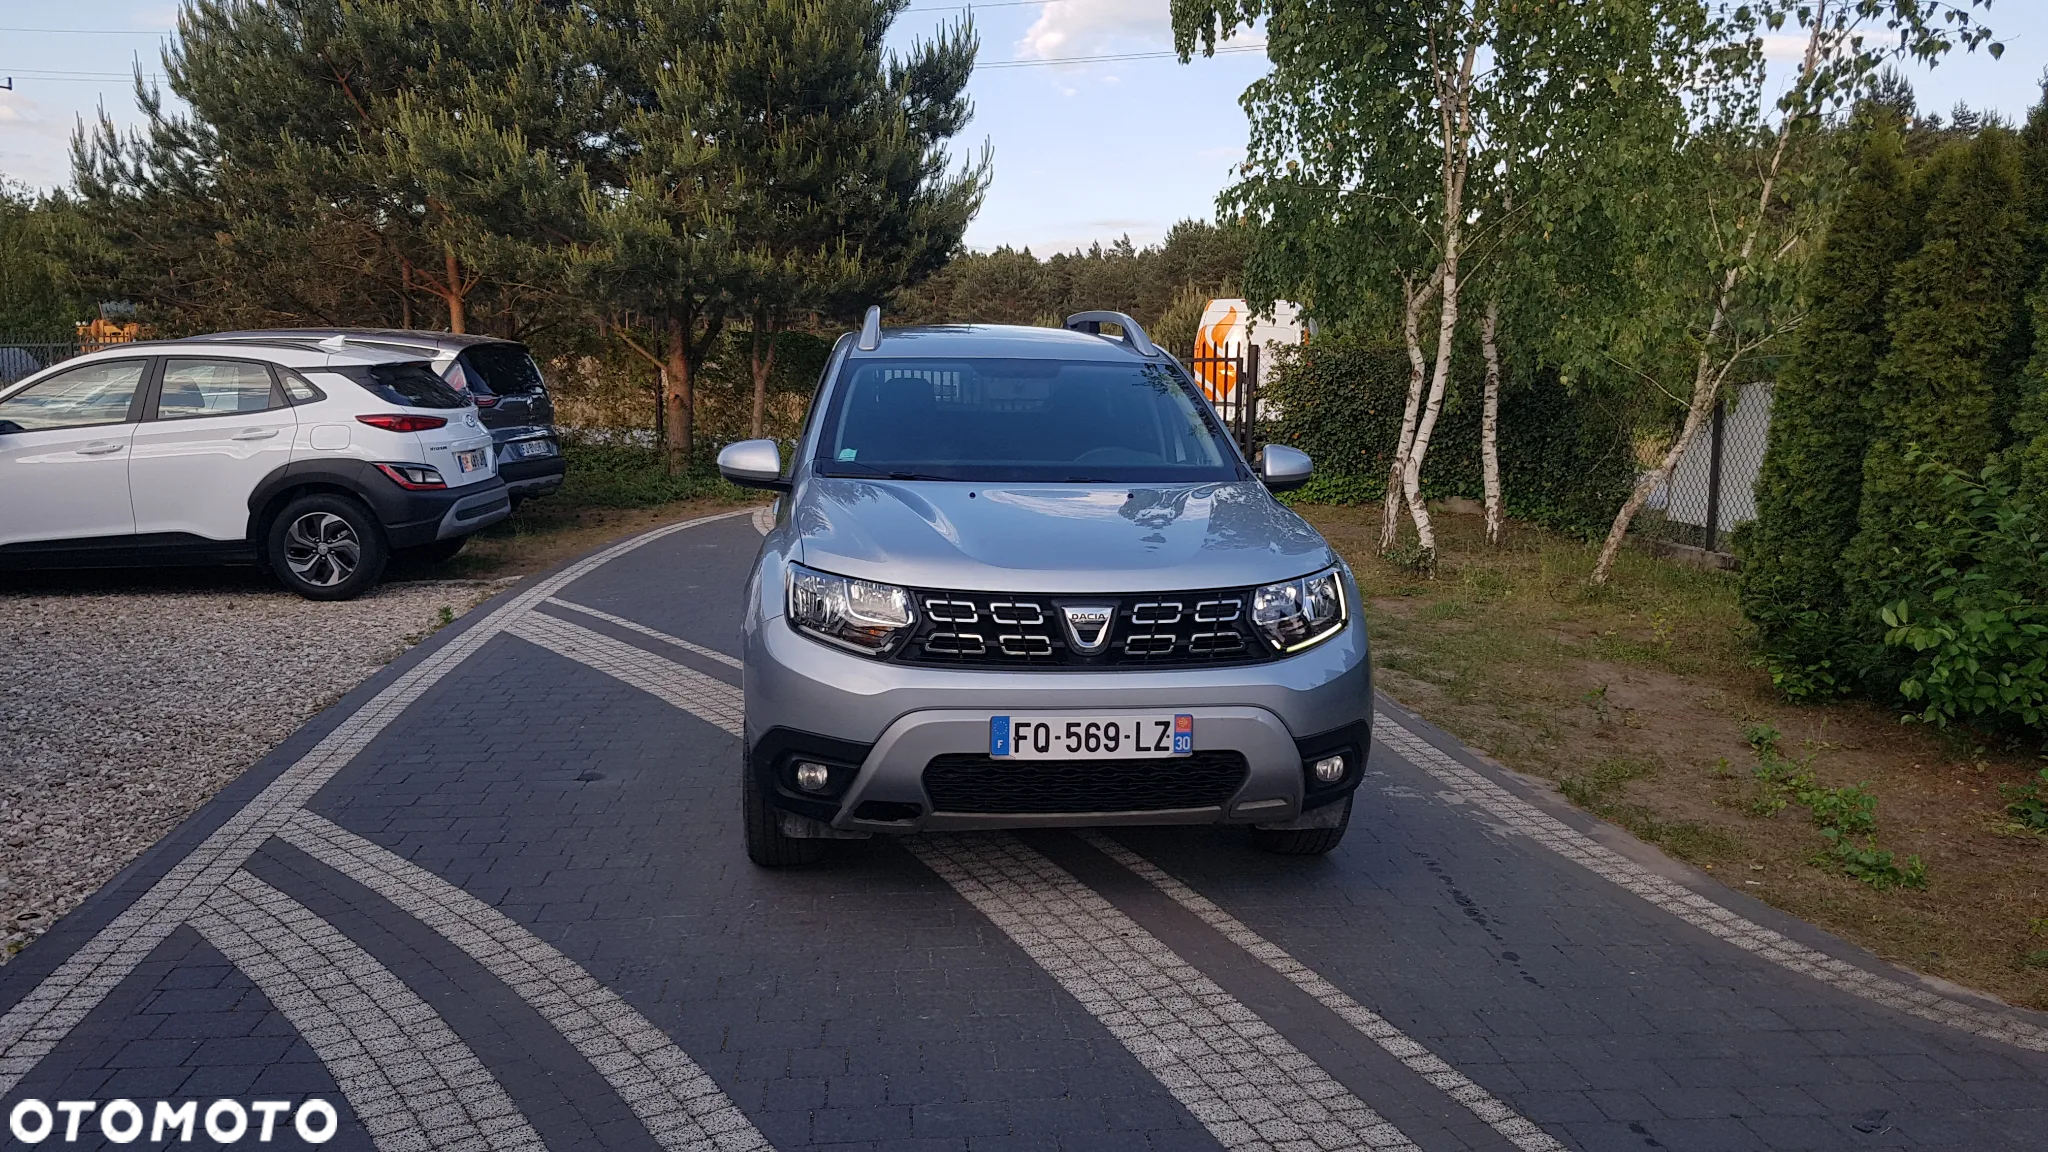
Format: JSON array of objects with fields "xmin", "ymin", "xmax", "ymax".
[{"xmin": 211, "ymin": 329, "xmax": 566, "ymax": 504}]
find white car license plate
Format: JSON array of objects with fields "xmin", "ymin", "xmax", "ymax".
[
  {"xmin": 455, "ymin": 448, "xmax": 487, "ymax": 473},
  {"xmin": 990, "ymin": 714, "xmax": 1192, "ymax": 759}
]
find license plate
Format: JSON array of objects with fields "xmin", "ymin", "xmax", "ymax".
[
  {"xmin": 510, "ymin": 439, "xmax": 556, "ymax": 459},
  {"xmin": 455, "ymin": 448, "xmax": 487, "ymax": 473},
  {"xmin": 990, "ymin": 714, "xmax": 1193, "ymax": 759}
]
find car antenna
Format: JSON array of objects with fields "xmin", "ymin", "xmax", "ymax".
[
  {"xmin": 317, "ymin": 334, "xmax": 352, "ymax": 352},
  {"xmin": 856, "ymin": 305, "xmax": 882, "ymax": 351}
]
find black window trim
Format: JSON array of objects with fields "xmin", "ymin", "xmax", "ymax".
[
  {"xmin": 141, "ymin": 355, "xmax": 293, "ymax": 423},
  {"xmin": 0, "ymin": 355, "xmax": 157, "ymax": 433}
]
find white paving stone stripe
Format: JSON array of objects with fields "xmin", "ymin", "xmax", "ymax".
[
  {"xmin": 1077, "ymin": 831, "xmax": 1566, "ymax": 1152},
  {"xmin": 0, "ymin": 509, "xmax": 753, "ymax": 1105},
  {"xmin": 534, "ymin": 629, "xmax": 1429, "ymax": 1152},
  {"xmin": 542, "ymin": 596, "xmax": 745, "ymax": 670},
  {"xmin": 909, "ymin": 834, "xmax": 1421, "ymax": 1152},
  {"xmin": 509, "ymin": 613, "xmax": 746, "ymax": 737},
  {"xmin": 1373, "ymin": 713, "xmax": 2048, "ymax": 1055},
  {"xmin": 281, "ymin": 810, "xmax": 770, "ymax": 1152},
  {"xmin": 193, "ymin": 871, "xmax": 546, "ymax": 1152}
]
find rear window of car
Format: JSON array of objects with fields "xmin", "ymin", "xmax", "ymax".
[
  {"xmin": 313, "ymin": 361, "xmax": 470, "ymax": 409},
  {"xmin": 461, "ymin": 344, "xmax": 546, "ymax": 396}
]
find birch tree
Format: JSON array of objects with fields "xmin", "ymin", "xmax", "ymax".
[
  {"xmin": 1584, "ymin": 0, "xmax": 2001, "ymax": 585},
  {"xmin": 1173, "ymin": 0, "xmax": 1702, "ymax": 562}
]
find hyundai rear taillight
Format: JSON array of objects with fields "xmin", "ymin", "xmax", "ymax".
[{"xmin": 357, "ymin": 413, "xmax": 448, "ymax": 433}]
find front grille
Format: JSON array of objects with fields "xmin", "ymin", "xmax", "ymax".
[
  {"xmin": 922, "ymin": 752, "xmax": 1250, "ymax": 814},
  {"xmin": 894, "ymin": 586, "xmax": 1273, "ymax": 669}
]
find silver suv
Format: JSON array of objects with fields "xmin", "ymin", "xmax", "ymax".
[{"xmin": 721, "ymin": 310, "xmax": 1370, "ymax": 866}]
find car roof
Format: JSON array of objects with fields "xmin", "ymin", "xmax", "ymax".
[
  {"xmin": 850, "ymin": 323, "xmax": 1157, "ymax": 363},
  {"xmin": 49, "ymin": 337, "xmax": 443, "ymax": 371},
  {"xmin": 203, "ymin": 328, "xmax": 523, "ymax": 354}
]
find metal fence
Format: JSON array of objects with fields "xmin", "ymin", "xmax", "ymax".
[
  {"xmin": 1187, "ymin": 340, "xmax": 1264, "ymax": 456},
  {"xmin": 1639, "ymin": 382, "xmax": 1774, "ymax": 554},
  {"xmin": 0, "ymin": 336, "xmax": 86, "ymax": 387}
]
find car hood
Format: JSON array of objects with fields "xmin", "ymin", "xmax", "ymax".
[{"xmin": 790, "ymin": 478, "xmax": 1335, "ymax": 593}]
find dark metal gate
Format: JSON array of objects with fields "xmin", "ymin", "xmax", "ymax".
[{"xmin": 1187, "ymin": 341, "xmax": 1262, "ymax": 456}]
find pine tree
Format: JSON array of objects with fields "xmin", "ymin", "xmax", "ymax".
[
  {"xmin": 1843, "ymin": 127, "xmax": 2031, "ymax": 665},
  {"xmin": 2000, "ymin": 85, "xmax": 2048, "ymax": 498},
  {"xmin": 1740, "ymin": 116, "xmax": 1913, "ymax": 694},
  {"xmin": 71, "ymin": 0, "xmax": 599, "ymax": 335},
  {"xmin": 581, "ymin": 0, "xmax": 981, "ymax": 468}
]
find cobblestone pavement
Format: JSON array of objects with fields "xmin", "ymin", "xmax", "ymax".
[{"xmin": 4, "ymin": 509, "xmax": 2047, "ymax": 1151}]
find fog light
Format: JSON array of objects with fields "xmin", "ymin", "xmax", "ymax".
[
  {"xmin": 1313, "ymin": 755, "xmax": 1345, "ymax": 783},
  {"xmin": 794, "ymin": 761, "xmax": 832, "ymax": 793}
]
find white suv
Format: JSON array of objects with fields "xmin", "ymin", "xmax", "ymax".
[{"xmin": 0, "ymin": 334, "xmax": 510, "ymax": 600}]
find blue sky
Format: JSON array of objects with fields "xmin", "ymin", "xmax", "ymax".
[{"xmin": 3, "ymin": 0, "xmax": 2044, "ymax": 252}]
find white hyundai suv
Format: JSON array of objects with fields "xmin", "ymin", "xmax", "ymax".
[{"xmin": 0, "ymin": 334, "xmax": 510, "ymax": 600}]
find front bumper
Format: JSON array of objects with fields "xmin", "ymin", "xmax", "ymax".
[{"xmin": 743, "ymin": 583, "xmax": 1372, "ymax": 834}]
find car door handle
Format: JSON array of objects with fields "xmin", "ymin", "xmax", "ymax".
[
  {"xmin": 231, "ymin": 428, "xmax": 280, "ymax": 441},
  {"xmin": 76, "ymin": 441, "xmax": 124, "ymax": 456}
]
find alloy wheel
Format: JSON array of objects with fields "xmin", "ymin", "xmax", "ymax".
[{"xmin": 283, "ymin": 511, "xmax": 362, "ymax": 588}]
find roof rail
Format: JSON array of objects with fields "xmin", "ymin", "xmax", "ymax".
[
  {"xmin": 856, "ymin": 305, "xmax": 882, "ymax": 351},
  {"xmin": 1064, "ymin": 311, "xmax": 1159, "ymax": 357}
]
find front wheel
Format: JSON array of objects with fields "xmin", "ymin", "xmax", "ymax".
[
  {"xmin": 742, "ymin": 762, "xmax": 824, "ymax": 867},
  {"xmin": 1251, "ymin": 796, "xmax": 1351, "ymax": 856},
  {"xmin": 265, "ymin": 494, "xmax": 388, "ymax": 601}
]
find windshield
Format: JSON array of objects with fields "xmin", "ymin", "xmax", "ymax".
[{"xmin": 813, "ymin": 357, "xmax": 1242, "ymax": 483}]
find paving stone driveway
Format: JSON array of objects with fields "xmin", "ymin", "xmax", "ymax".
[{"xmin": 4, "ymin": 509, "xmax": 2047, "ymax": 1152}]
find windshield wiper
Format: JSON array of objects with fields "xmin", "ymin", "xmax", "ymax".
[{"xmin": 826, "ymin": 459, "xmax": 956, "ymax": 482}]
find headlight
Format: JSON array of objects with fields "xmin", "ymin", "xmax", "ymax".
[
  {"xmin": 786, "ymin": 563, "xmax": 916, "ymax": 655},
  {"xmin": 1251, "ymin": 566, "xmax": 1347, "ymax": 652}
]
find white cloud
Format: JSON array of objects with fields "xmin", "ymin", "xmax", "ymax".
[
  {"xmin": 0, "ymin": 90, "xmax": 81, "ymax": 192},
  {"xmin": 1759, "ymin": 33, "xmax": 1812, "ymax": 62},
  {"xmin": 1016, "ymin": 0, "xmax": 1171, "ymax": 61}
]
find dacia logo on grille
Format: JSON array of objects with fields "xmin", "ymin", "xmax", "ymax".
[{"xmin": 1059, "ymin": 604, "xmax": 1116, "ymax": 655}]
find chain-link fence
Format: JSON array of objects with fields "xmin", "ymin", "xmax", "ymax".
[
  {"xmin": 0, "ymin": 336, "xmax": 85, "ymax": 387},
  {"xmin": 1637, "ymin": 382, "xmax": 1773, "ymax": 554}
]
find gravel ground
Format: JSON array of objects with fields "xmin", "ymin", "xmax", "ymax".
[{"xmin": 0, "ymin": 576, "xmax": 509, "ymax": 961}]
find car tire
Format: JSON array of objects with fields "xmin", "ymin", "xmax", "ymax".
[
  {"xmin": 265, "ymin": 493, "xmax": 389, "ymax": 601},
  {"xmin": 398, "ymin": 536, "xmax": 467, "ymax": 565},
  {"xmin": 1251, "ymin": 796, "xmax": 1351, "ymax": 856},
  {"xmin": 742, "ymin": 762, "xmax": 824, "ymax": 867}
]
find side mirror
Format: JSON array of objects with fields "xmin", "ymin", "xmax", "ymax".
[
  {"xmin": 717, "ymin": 438, "xmax": 790, "ymax": 492},
  {"xmin": 1259, "ymin": 444, "xmax": 1312, "ymax": 492}
]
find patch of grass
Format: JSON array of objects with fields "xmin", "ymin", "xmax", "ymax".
[
  {"xmin": 1303, "ymin": 502, "xmax": 2047, "ymax": 1005},
  {"xmin": 2002, "ymin": 768, "xmax": 2048, "ymax": 831}
]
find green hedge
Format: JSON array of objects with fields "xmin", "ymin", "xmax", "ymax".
[{"xmin": 1263, "ymin": 340, "xmax": 1636, "ymax": 537}]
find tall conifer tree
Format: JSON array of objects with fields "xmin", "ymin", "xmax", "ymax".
[
  {"xmin": 1741, "ymin": 114, "xmax": 1913, "ymax": 692},
  {"xmin": 1843, "ymin": 128, "xmax": 2030, "ymax": 661}
]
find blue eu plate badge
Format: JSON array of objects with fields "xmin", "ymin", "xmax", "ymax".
[{"xmin": 989, "ymin": 715, "xmax": 1012, "ymax": 757}]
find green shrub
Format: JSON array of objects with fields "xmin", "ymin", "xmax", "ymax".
[
  {"xmin": 556, "ymin": 436, "xmax": 749, "ymax": 508},
  {"xmin": 1878, "ymin": 458, "xmax": 2048, "ymax": 734},
  {"xmin": 1261, "ymin": 340, "xmax": 1636, "ymax": 537},
  {"xmin": 1845, "ymin": 129, "xmax": 2031, "ymax": 669}
]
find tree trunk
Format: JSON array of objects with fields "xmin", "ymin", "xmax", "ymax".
[
  {"xmin": 443, "ymin": 247, "xmax": 466, "ymax": 335},
  {"xmin": 1480, "ymin": 295, "xmax": 1504, "ymax": 545},
  {"xmin": 750, "ymin": 316, "xmax": 779, "ymax": 440},
  {"xmin": 1587, "ymin": 3, "xmax": 1822, "ymax": 584},
  {"xmin": 662, "ymin": 317, "xmax": 694, "ymax": 475},
  {"xmin": 1395, "ymin": 11, "xmax": 1484, "ymax": 566},
  {"xmin": 1383, "ymin": 269, "xmax": 1443, "ymax": 552}
]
